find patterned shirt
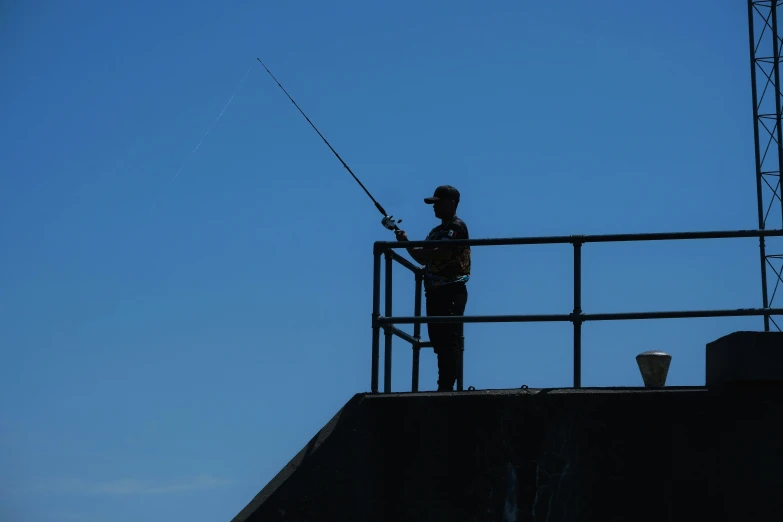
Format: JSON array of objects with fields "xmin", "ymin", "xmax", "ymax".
[{"xmin": 422, "ymin": 217, "xmax": 471, "ymax": 288}]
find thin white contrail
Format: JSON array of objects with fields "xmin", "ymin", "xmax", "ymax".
[{"xmin": 172, "ymin": 65, "xmax": 253, "ymax": 181}]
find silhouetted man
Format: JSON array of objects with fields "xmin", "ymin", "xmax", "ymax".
[{"xmin": 395, "ymin": 185, "xmax": 470, "ymax": 391}]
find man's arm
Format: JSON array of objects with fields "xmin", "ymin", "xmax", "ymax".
[
  {"xmin": 394, "ymin": 224, "xmax": 464, "ymax": 264},
  {"xmin": 394, "ymin": 230, "xmax": 431, "ymax": 264},
  {"xmin": 407, "ymin": 245, "xmax": 434, "ymax": 265}
]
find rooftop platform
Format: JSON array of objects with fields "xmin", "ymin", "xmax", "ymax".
[{"xmin": 231, "ymin": 382, "xmax": 783, "ymax": 522}]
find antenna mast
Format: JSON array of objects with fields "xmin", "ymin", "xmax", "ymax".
[{"xmin": 748, "ymin": 0, "xmax": 783, "ymax": 331}]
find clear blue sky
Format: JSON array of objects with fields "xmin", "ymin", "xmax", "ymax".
[{"xmin": 0, "ymin": 1, "xmax": 769, "ymax": 521}]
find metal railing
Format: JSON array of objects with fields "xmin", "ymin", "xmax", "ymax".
[{"xmin": 370, "ymin": 228, "xmax": 783, "ymax": 394}]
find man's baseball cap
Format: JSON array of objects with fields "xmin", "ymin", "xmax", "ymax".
[{"xmin": 424, "ymin": 185, "xmax": 460, "ymax": 204}]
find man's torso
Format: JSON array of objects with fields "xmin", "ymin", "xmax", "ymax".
[{"xmin": 423, "ymin": 216, "xmax": 471, "ymax": 288}]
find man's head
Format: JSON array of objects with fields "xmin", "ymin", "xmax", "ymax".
[{"xmin": 424, "ymin": 185, "xmax": 460, "ymax": 220}]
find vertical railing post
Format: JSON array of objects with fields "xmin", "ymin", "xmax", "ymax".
[
  {"xmin": 573, "ymin": 240, "xmax": 583, "ymax": 388},
  {"xmin": 457, "ymin": 335, "xmax": 465, "ymax": 391},
  {"xmin": 383, "ymin": 250, "xmax": 394, "ymax": 393},
  {"xmin": 412, "ymin": 271, "xmax": 423, "ymax": 392},
  {"xmin": 371, "ymin": 244, "xmax": 382, "ymax": 394}
]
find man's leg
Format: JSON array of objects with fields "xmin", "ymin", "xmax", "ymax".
[
  {"xmin": 444, "ymin": 286, "xmax": 467, "ymax": 390},
  {"xmin": 426, "ymin": 284, "xmax": 468, "ymax": 391}
]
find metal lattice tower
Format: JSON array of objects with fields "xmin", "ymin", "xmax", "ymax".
[{"xmin": 748, "ymin": 0, "xmax": 783, "ymax": 332}]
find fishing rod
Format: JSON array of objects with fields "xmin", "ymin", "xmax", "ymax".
[{"xmin": 256, "ymin": 58, "xmax": 402, "ymax": 232}]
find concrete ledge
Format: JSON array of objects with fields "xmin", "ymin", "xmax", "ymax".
[
  {"xmin": 232, "ymin": 386, "xmax": 783, "ymax": 522},
  {"xmin": 706, "ymin": 331, "xmax": 783, "ymax": 386}
]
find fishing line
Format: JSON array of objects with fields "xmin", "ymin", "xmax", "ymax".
[
  {"xmin": 172, "ymin": 65, "xmax": 253, "ymax": 182},
  {"xmin": 147, "ymin": 64, "xmax": 253, "ymax": 214}
]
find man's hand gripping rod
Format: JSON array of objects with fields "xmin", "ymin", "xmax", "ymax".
[{"xmin": 256, "ymin": 58, "xmax": 403, "ymax": 233}]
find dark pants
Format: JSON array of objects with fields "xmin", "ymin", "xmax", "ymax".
[{"xmin": 425, "ymin": 282, "xmax": 468, "ymax": 391}]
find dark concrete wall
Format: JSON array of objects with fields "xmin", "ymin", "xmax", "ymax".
[{"xmin": 231, "ymin": 386, "xmax": 783, "ymax": 522}]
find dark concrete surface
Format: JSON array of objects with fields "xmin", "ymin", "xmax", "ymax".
[
  {"xmin": 706, "ymin": 331, "xmax": 783, "ymax": 386},
  {"xmin": 231, "ymin": 386, "xmax": 783, "ymax": 522}
]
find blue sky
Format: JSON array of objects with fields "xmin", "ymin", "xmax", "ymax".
[{"xmin": 0, "ymin": 1, "xmax": 774, "ymax": 521}]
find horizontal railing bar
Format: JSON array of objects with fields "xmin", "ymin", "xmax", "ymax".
[
  {"xmin": 389, "ymin": 251, "xmax": 421, "ymax": 273},
  {"xmin": 389, "ymin": 326, "xmax": 434, "ymax": 348},
  {"xmin": 379, "ymin": 314, "xmax": 573, "ymax": 324},
  {"xmin": 389, "ymin": 326, "xmax": 419, "ymax": 344},
  {"xmin": 378, "ymin": 307, "xmax": 783, "ymax": 325},
  {"xmin": 374, "ymin": 228, "xmax": 783, "ymax": 250},
  {"xmin": 582, "ymin": 308, "xmax": 783, "ymax": 321}
]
